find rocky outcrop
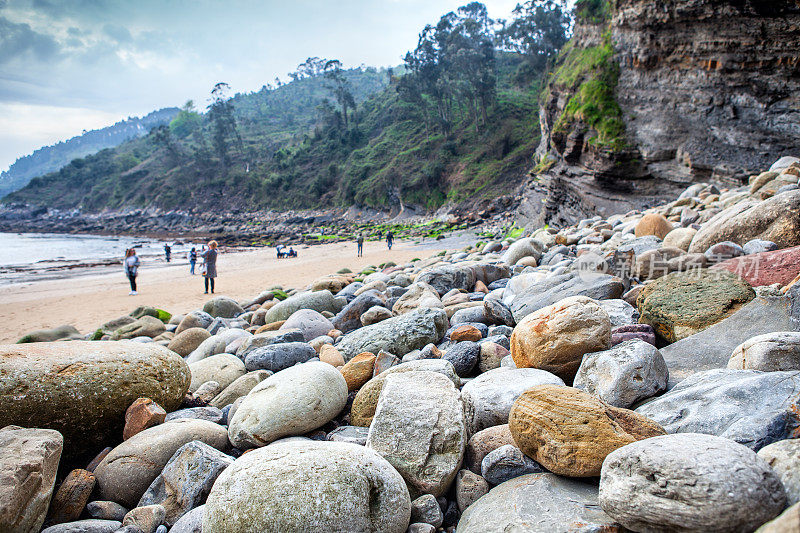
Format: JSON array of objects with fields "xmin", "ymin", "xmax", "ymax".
[{"xmin": 521, "ymin": 0, "xmax": 800, "ymax": 227}]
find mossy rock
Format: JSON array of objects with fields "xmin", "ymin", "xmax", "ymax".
[
  {"xmin": 156, "ymin": 309, "xmax": 172, "ymax": 323},
  {"xmin": 337, "ymin": 268, "xmax": 353, "ymax": 274},
  {"xmin": 129, "ymin": 306, "xmax": 159, "ymax": 319},
  {"xmin": 17, "ymin": 324, "xmax": 82, "ymax": 343},
  {"xmin": 637, "ymin": 269, "xmax": 755, "ymax": 343},
  {"xmin": 271, "ymin": 289, "xmax": 289, "ymax": 301}
]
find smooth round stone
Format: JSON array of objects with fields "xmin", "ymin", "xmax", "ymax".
[
  {"xmin": 480, "ymin": 444, "xmax": 545, "ymax": 486},
  {"xmin": 41, "ymin": 519, "xmax": 122, "ymax": 533},
  {"xmin": 0, "ymin": 341, "xmax": 189, "ymax": 459},
  {"xmin": 228, "ymin": 361, "xmax": 347, "ymax": 448},
  {"xmin": 188, "ymin": 353, "xmax": 245, "ymax": 393},
  {"xmin": 93, "ymin": 419, "xmax": 229, "ymax": 508},
  {"xmin": 600, "ymin": 433, "xmax": 786, "ymax": 532},
  {"xmin": 758, "ymin": 438, "xmax": 800, "ymax": 506},
  {"xmin": 280, "ymin": 309, "xmax": 335, "ymax": 341},
  {"xmin": 203, "ymin": 440, "xmax": 411, "ymax": 532},
  {"xmin": 243, "ymin": 342, "xmax": 317, "ymax": 372},
  {"xmin": 443, "ymin": 341, "xmax": 480, "ymax": 377},
  {"xmin": 461, "ymin": 367, "xmax": 564, "ymax": 436}
]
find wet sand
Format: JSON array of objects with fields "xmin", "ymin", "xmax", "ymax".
[{"xmin": 0, "ymin": 240, "xmax": 442, "ymax": 344}]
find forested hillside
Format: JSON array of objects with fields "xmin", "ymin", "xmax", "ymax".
[
  {"xmin": 0, "ymin": 108, "xmax": 178, "ymax": 199},
  {"xmin": 4, "ymin": 1, "xmax": 572, "ymax": 213}
]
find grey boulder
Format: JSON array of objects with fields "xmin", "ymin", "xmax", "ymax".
[
  {"xmin": 636, "ymin": 369, "xmax": 800, "ymax": 451},
  {"xmin": 510, "ymin": 272, "xmax": 625, "ymax": 323},
  {"xmin": 202, "ymin": 440, "xmax": 411, "ymax": 533},
  {"xmin": 243, "ymin": 341, "xmax": 317, "ymax": 372},
  {"xmin": 279, "ymin": 309, "xmax": 335, "ymax": 341},
  {"xmin": 480, "ymin": 444, "xmax": 545, "ymax": 486},
  {"xmin": 456, "ymin": 473, "xmax": 620, "ymax": 533},
  {"xmin": 600, "ymin": 433, "xmax": 786, "ymax": 532},
  {"xmin": 574, "ymin": 339, "xmax": 668, "ymax": 408},
  {"xmin": 337, "ymin": 308, "xmax": 448, "ymax": 361}
]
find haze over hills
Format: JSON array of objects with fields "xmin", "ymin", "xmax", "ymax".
[
  {"xmin": 0, "ymin": 108, "xmax": 179, "ymax": 199},
  {"xmin": 2, "ymin": 2, "xmax": 557, "ymax": 215}
]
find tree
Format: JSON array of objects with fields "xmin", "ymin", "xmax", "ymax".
[
  {"xmin": 323, "ymin": 61, "xmax": 356, "ymax": 128},
  {"xmin": 152, "ymin": 124, "xmax": 180, "ymax": 161},
  {"xmin": 498, "ymin": 0, "xmax": 571, "ymax": 82},
  {"xmin": 169, "ymin": 100, "xmax": 202, "ymax": 139},
  {"xmin": 206, "ymin": 82, "xmax": 242, "ymax": 168}
]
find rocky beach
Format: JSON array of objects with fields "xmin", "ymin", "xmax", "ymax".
[{"xmin": 1, "ymin": 156, "xmax": 800, "ymax": 532}]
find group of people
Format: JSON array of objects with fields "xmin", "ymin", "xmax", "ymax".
[
  {"xmin": 275, "ymin": 244, "xmax": 297, "ymax": 259},
  {"xmin": 124, "ymin": 240, "xmax": 218, "ymax": 296},
  {"xmin": 356, "ymin": 230, "xmax": 393, "ymax": 257}
]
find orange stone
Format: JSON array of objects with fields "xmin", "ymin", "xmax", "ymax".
[
  {"xmin": 451, "ymin": 325, "xmax": 483, "ymax": 342},
  {"xmin": 45, "ymin": 469, "xmax": 96, "ymax": 526},
  {"xmin": 123, "ymin": 397, "xmax": 166, "ymax": 440},
  {"xmin": 340, "ymin": 352, "xmax": 376, "ymax": 392}
]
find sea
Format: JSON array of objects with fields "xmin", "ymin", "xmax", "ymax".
[{"xmin": 0, "ymin": 232, "xmax": 201, "ymax": 285}]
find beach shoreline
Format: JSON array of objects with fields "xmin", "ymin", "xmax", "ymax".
[{"xmin": 0, "ymin": 240, "xmax": 444, "ymax": 344}]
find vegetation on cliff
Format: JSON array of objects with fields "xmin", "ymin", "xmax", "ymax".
[
  {"xmin": 4, "ymin": 1, "xmax": 573, "ymax": 213},
  {"xmin": 543, "ymin": 0, "xmax": 625, "ymax": 151}
]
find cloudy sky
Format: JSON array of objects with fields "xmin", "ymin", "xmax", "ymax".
[{"xmin": 0, "ymin": 0, "xmax": 525, "ymax": 172}]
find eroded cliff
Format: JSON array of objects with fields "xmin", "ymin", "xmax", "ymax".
[{"xmin": 520, "ymin": 0, "xmax": 800, "ymax": 227}]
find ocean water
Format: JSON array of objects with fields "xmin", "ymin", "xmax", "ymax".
[{"xmin": 0, "ymin": 232, "xmax": 193, "ymax": 267}]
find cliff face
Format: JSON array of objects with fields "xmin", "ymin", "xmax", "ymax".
[{"xmin": 520, "ymin": 0, "xmax": 800, "ymax": 227}]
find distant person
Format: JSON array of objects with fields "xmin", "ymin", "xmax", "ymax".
[
  {"xmin": 164, "ymin": 243, "xmax": 172, "ymax": 263},
  {"xmin": 276, "ymin": 244, "xmax": 284, "ymax": 259},
  {"xmin": 386, "ymin": 230, "xmax": 394, "ymax": 250},
  {"xmin": 189, "ymin": 247, "xmax": 197, "ymax": 275},
  {"xmin": 202, "ymin": 240, "xmax": 218, "ymax": 294},
  {"xmin": 357, "ymin": 232, "xmax": 364, "ymax": 257},
  {"xmin": 288, "ymin": 246, "xmax": 297, "ymax": 257},
  {"xmin": 124, "ymin": 248, "xmax": 140, "ymax": 295}
]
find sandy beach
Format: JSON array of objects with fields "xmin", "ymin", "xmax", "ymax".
[{"xmin": 0, "ymin": 240, "xmax": 443, "ymax": 344}]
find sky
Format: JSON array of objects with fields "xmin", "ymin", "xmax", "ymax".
[{"xmin": 0, "ymin": 0, "xmax": 525, "ymax": 172}]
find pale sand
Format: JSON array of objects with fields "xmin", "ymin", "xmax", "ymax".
[{"xmin": 0, "ymin": 241, "xmax": 442, "ymax": 344}]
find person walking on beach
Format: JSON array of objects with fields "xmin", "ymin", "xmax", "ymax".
[
  {"xmin": 202, "ymin": 240, "xmax": 218, "ymax": 294},
  {"xmin": 386, "ymin": 230, "xmax": 394, "ymax": 250},
  {"xmin": 189, "ymin": 247, "xmax": 197, "ymax": 275},
  {"xmin": 124, "ymin": 248, "xmax": 140, "ymax": 295},
  {"xmin": 164, "ymin": 243, "xmax": 172, "ymax": 263},
  {"xmin": 357, "ymin": 232, "xmax": 364, "ymax": 257}
]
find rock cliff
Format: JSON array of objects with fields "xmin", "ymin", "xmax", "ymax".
[{"xmin": 520, "ymin": 0, "xmax": 800, "ymax": 227}]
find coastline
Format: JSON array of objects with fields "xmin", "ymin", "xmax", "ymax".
[{"xmin": 0, "ymin": 239, "xmax": 444, "ymax": 344}]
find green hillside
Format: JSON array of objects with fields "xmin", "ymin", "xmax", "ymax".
[{"xmin": 4, "ymin": 1, "xmax": 571, "ymax": 213}]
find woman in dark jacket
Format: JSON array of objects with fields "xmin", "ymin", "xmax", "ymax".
[{"xmin": 202, "ymin": 240, "xmax": 218, "ymax": 294}]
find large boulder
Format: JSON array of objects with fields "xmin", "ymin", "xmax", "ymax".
[
  {"xmin": 416, "ymin": 262, "xmax": 510, "ymax": 295},
  {"xmin": 366, "ymin": 371, "xmax": 466, "ymax": 497},
  {"xmin": 500, "ymin": 238, "xmax": 543, "ymax": 266},
  {"xmin": 461, "ymin": 367, "xmax": 564, "ymax": 436},
  {"xmin": 333, "ymin": 292, "xmax": 386, "ymax": 333},
  {"xmin": 243, "ymin": 341, "xmax": 317, "ymax": 372},
  {"xmin": 202, "ymin": 297, "xmax": 243, "ymax": 319},
  {"xmin": 712, "ymin": 245, "xmax": 800, "ymax": 287},
  {"xmin": 167, "ymin": 328, "xmax": 211, "ymax": 357},
  {"xmin": 203, "ymin": 440, "xmax": 411, "ymax": 533},
  {"xmin": 138, "ymin": 440, "xmax": 233, "ymax": 526},
  {"xmin": 728, "ymin": 331, "xmax": 800, "ymax": 371},
  {"xmin": 17, "ymin": 324, "xmax": 82, "ymax": 343},
  {"xmin": 279, "ymin": 309, "xmax": 335, "ymax": 341},
  {"xmin": 337, "ymin": 308, "xmax": 448, "ymax": 361},
  {"xmin": 600, "ymin": 433, "xmax": 786, "ymax": 532},
  {"xmin": 0, "ymin": 426, "xmax": 63, "ymax": 533},
  {"xmin": 392, "ymin": 282, "xmax": 443, "ymax": 315},
  {"xmin": 660, "ymin": 295, "xmax": 797, "ymax": 385},
  {"xmin": 456, "ymin": 473, "xmax": 622, "ymax": 533},
  {"xmin": 350, "ymin": 360, "xmax": 461, "ymax": 427},
  {"xmin": 635, "ymin": 213, "xmax": 673, "ymax": 239},
  {"xmin": 688, "ymin": 190, "xmax": 800, "ymax": 253},
  {"xmin": 758, "ymin": 439, "xmax": 800, "ymax": 506},
  {"xmin": 93, "ymin": 419, "xmax": 229, "ymax": 508},
  {"xmin": 188, "ymin": 353, "xmax": 245, "ymax": 393},
  {"xmin": 111, "ymin": 315, "xmax": 165, "ymax": 340},
  {"xmin": 510, "ymin": 273, "xmax": 625, "ymax": 323},
  {"xmin": 510, "ymin": 296, "xmax": 611, "ymax": 382},
  {"xmin": 228, "ymin": 362, "xmax": 347, "ymax": 448},
  {"xmin": 573, "ymin": 339, "xmax": 668, "ymax": 408},
  {"xmin": 637, "ymin": 269, "xmax": 755, "ymax": 342},
  {"xmin": 508, "ymin": 385, "xmax": 665, "ymax": 477},
  {"xmin": 0, "ymin": 342, "xmax": 189, "ymax": 457},
  {"xmin": 263, "ymin": 290, "xmax": 344, "ymax": 324},
  {"xmin": 636, "ymin": 369, "xmax": 800, "ymax": 450}
]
